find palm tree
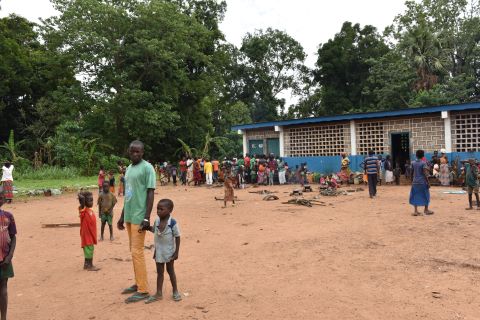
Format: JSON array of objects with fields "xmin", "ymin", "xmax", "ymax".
[{"xmin": 402, "ymin": 24, "xmax": 447, "ymax": 91}]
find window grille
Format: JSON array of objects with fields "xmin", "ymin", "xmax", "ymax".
[
  {"xmin": 285, "ymin": 124, "xmax": 345, "ymax": 156},
  {"xmin": 356, "ymin": 122, "xmax": 385, "ymax": 155},
  {"xmin": 453, "ymin": 113, "xmax": 480, "ymax": 152}
]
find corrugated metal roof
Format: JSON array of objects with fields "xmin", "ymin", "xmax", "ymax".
[{"xmin": 231, "ymin": 101, "xmax": 480, "ymax": 131}]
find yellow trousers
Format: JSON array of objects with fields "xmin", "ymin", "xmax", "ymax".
[{"xmin": 126, "ymin": 223, "xmax": 149, "ymax": 293}]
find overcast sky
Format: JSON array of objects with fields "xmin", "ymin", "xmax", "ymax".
[{"xmin": 1, "ymin": 0, "xmax": 407, "ymax": 104}]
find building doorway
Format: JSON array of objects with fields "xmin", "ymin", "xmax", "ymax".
[{"xmin": 391, "ymin": 133, "xmax": 410, "ymax": 173}]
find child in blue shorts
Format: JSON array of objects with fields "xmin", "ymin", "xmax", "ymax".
[{"xmin": 145, "ymin": 199, "xmax": 181, "ymax": 303}]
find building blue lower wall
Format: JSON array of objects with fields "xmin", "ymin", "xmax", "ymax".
[{"xmin": 283, "ymin": 152, "xmax": 480, "ymax": 174}]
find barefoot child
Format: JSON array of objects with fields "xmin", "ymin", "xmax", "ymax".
[
  {"xmin": 145, "ymin": 199, "xmax": 181, "ymax": 303},
  {"xmin": 223, "ymin": 173, "xmax": 236, "ymax": 208},
  {"xmin": 108, "ymin": 170, "xmax": 115, "ymax": 194},
  {"xmin": 464, "ymin": 158, "xmax": 480, "ymax": 210},
  {"xmin": 78, "ymin": 191, "xmax": 100, "ymax": 271},
  {"xmin": 98, "ymin": 181, "xmax": 117, "ymax": 240},
  {"xmin": 0, "ymin": 187, "xmax": 17, "ymax": 320}
]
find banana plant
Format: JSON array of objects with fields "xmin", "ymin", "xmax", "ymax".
[{"xmin": 0, "ymin": 130, "xmax": 26, "ymax": 163}]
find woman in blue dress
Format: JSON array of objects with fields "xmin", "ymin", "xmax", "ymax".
[{"xmin": 409, "ymin": 150, "xmax": 434, "ymax": 216}]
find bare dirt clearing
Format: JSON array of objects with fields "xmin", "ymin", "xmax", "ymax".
[{"xmin": 5, "ymin": 184, "xmax": 479, "ymax": 320}]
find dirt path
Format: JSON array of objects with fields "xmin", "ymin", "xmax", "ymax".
[{"xmin": 5, "ymin": 184, "xmax": 480, "ymax": 319}]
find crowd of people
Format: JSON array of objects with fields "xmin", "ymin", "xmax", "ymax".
[{"xmin": 154, "ymin": 154, "xmax": 309, "ymax": 188}]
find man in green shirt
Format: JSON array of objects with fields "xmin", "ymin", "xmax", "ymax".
[{"xmin": 117, "ymin": 140, "xmax": 156, "ymax": 303}]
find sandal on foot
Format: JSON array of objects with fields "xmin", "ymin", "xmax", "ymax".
[
  {"xmin": 145, "ymin": 295, "xmax": 162, "ymax": 304},
  {"xmin": 121, "ymin": 285, "xmax": 138, "ymax": 294},
  {"xmin": 172, "ymin": 292, "xmax": 182, "ymax": 301},
  {"xmin": 466, "ymin": 207, "xmax": 473, "ymax": 210},
  {"xmin": 424, "ymin": 211, "xmax": 434, "ymax": 215},
  {"xmin": 125, "ymin": 292, "xmax": 149, "ymax": 304},
  {"xmin": 412, "ymin": 212, "xmax": 422, "ymax": 216}
]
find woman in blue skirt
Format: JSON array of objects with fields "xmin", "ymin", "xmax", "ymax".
[{"xmin": 410, "ymin": 150, "xmax": 434, "ymax": 216}]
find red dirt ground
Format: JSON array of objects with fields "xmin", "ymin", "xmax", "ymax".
[{"xmin": 4, "ymin": 184, "xmax": 480, "ymax": 319}]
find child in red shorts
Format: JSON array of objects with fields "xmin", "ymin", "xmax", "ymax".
[{"xmin": 78, "ymin": 191, "xmax": 100, "ymax": 271}]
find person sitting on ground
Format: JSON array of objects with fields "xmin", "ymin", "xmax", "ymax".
[
  {"xmin": 432, "ymin": 164, "xmax": 440, "ymax": 178},
  {"xmin": 98, "ymin": 181, "xmax": 117, "ymax": 241},
  {"xmin": 327, "ymin": 174, "xmax": 338, "ymax": 189},
  {"xmin": 464, "ymin": 158, "xmax": 480, "ymax": 211},
  {"xmin": 0, "ymin": 187, "xmax": 17, "ymax": 320},
  {"xmin": 145, "ymin": 199, "xmax": 182, "ymax": 304},
  {"xmin": 78, "ymin": 191, "xmax": 100, "ymax": 271}
]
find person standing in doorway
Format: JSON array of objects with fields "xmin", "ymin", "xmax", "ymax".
[
  {"xmin": 384, "ymin": 155, "xmax": 394, "ymax": 185},
  {"xmin": 117, "ymin": 140, "xmax": 156, "ymax": 303},
  {"xmin": 364, "ymin": 150, "xmax": 380, "ymax": 198}
]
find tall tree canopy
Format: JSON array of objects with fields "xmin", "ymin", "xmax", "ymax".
[
  {"xmin": 312, "ymin": 22, "xmax": 389, "ymax": 115},
  {"xmin": 239, "ymin": 28, "xmax": 308, "ymax": 122}
]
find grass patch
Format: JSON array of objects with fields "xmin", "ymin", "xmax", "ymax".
[
  {"xmin": 15, "ymin": 166, "xmax": 82, "ymax": 180},
  {"xmin": 15, "ymin": 176, "xmax": 97, "ymax": 191}
]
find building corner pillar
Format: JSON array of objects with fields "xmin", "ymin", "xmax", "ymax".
[
  {"xmin": 350, "ymin": 120, "xmax": 357, "ymax": 155},
  {"xmin": 442, "ymin": 111, "xmax": 452, "ymax": 153},
  {"xmin": 275, "ymin": 126, "xmax": 285, "ymax": 157},
  {"xmin": 238, "ymin": 129, "xmax": 248, "ymax": 156}
]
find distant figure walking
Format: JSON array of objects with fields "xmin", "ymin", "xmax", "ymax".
[{"xmin": 364, "ymin": 150, "xmax": 380, "ymax": 198}]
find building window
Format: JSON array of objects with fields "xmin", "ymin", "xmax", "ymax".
[
  {"xmin": 453, "ymin": 113, "xmax": 480, "ymax": 152},
  {"xmin": 356, "ymin": 122, "xmax": 385, "ymax": 155},
  {"xmin": 285, "ymin": 124, "xmax": 345, "ymax": 157}
]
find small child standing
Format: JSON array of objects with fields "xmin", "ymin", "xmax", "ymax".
[
  {"xmin": 145, "ymin": 199, "xmax": 181, "ymax": 304},
  {"xmin": 78, "ymin": 191, "xmax": 100, "ymax": 271},
  {"xmin": 97, "ymin": 181, "xmax": 118, "ymax": 240},
  {"xmin": 171, "ymin": 165, "xmax": 177, "ymax": 186},
  {"xmin": 0, "ymin": 187, "xmax": 17, "ymax": 320},
  {"xmin": 98, "ymin": 166, "xmax": 106, "ymax": 192},
  {"xmin": 108, "ymin": 170, "xmax": 115, "ymax": 194},
  {"xmin": 464, "ymin": 158, "xmax": 480, "ymax": 210},
  {"xmin": 223, "ymin": 173, "xmax": 236, "ymax": 208}
]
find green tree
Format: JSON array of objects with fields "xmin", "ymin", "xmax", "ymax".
[
  {"xmin": 0, "ymin": 14, "xmax": 77, "ymax": 147},
  {"xmin": 46, "ymin": 0, "xmax": 225, "ymax": 159},
  {"xmin": 313, "ymin": 22, "xmax": 389, "ymax": 115},
  {"xmin": 239, "ymin": 28, "xmax": 308, "ymax": 121},
  {"xmin": 363, "ymin": 51, "xmax": 417, "ymax": 110}
]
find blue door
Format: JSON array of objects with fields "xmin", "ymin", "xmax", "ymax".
[{"xmin": 267, "ymin": 138, "xmax": 280, "ymax": 157}]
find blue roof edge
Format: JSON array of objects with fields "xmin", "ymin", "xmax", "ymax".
[{"xmin": 231, "ymin": 101, "xmax": 480, "ymax": 131}]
